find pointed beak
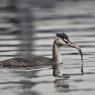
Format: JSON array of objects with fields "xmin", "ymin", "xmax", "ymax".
[
  {"xmin": 68, "ymin": 42, "xmax": 82, "ymax": 58},
  {"xmin": 66, "ymin": 41, "xmax": 84, "ymax": 74}
]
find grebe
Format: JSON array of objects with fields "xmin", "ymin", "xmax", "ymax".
[{"xmin": 0, "ymin": 33, "xmax": 83, "ymax": 76}]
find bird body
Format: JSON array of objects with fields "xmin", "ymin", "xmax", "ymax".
[
  {"xmin": 0, "ymin": 33, "xmax": 83, "ymax": 76},
  {"xmin": 0, "ymin": 55, "xmax": 53, "ymax": 67}
]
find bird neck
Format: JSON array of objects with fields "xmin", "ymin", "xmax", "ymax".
[
  {"xmin": 52, "ymin": 40, "xmax": 62, "ymax": 76},
  {"xmin": 52, "ymin": 41, "xmax": 62, "ymax": 64}
]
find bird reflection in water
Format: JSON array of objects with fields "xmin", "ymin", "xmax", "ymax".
[{"xmin": 54, "ymin": 75, "xmax": 70, "ymax": 92}]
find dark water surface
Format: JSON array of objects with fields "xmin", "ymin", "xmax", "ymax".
[{"xmin": 0, "ymin": 1, "xmax": 95, "ymax": 95}]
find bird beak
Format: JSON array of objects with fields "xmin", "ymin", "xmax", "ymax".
[
  {"xmin": 68, "ymin": 42, "xmax": 82, "ymax": 54},
  {"xmin": 66, "ymin": 41, "xmax": 84, "ymax": 74}
]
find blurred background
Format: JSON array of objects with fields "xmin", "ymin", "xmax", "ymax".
[
  {"xmin": 0, "ymin": 0, "xmax": 95, "ymax": 95},
  {"xmin": 0, "ymin": 0, "xmax": 95, "ymax": 61}
]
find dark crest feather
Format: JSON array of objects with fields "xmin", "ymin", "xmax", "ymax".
[{"xmin": 56, "ymin": 33, "xmax": 69, "ymax": 40}]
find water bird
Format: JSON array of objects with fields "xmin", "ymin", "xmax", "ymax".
[{"xmin": 0, "ymin": 33, "xmax": 83, "ymax": 76}]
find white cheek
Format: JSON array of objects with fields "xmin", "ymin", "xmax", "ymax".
[{"xmin": 59, "ymin": 39, "xmax": 65, "ymax": 44}]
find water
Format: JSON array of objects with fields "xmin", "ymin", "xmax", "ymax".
[
  {"xmin": 0, "ymin": 1, "xmax": 95, "ymax": 95},
  {"xmin": 0, "ymin": 31, "xmax": 95, "ymax": 95}
]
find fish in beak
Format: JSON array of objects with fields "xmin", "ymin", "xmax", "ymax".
[
  {"xmin": 67, "ymin": 42, "xmax": 83, "ymax": 74},
  {"xmin": 57, "ymin": 33, "xmax": 84, "ymax": 74}
]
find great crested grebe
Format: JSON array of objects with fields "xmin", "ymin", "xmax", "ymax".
[{"xmin": 0, "ymin": 33, "xmax": 83, "ymax": 76}]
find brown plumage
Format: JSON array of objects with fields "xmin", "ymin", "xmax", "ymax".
[
  {"xmin": 0, "ymin": 33, "xmax": 83, "ymax": 76},
  {"xmin": 0, "ymin": 55, "xmax": 53, "ymax": 67}
]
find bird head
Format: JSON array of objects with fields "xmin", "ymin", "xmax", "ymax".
[
  {"xmin": 56, "ymin": 33, "xmax": 81, "ymax": 50},
  {"xmin": 55, "ymin": 32, "xmax": 83, "ymax": 74}
]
